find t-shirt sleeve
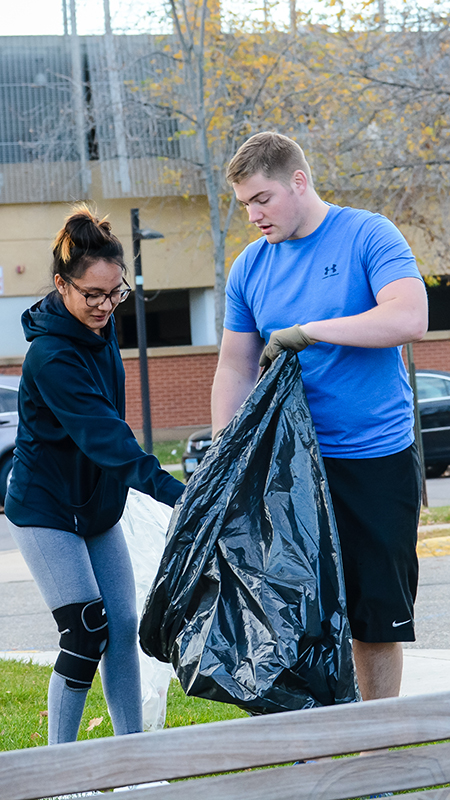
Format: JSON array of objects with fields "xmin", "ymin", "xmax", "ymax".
[
  {"xmin": 362, "ymin": 214, "xmax": 423, "ymax": 297},
  {"xmin": 224, "ymin": 252, "xmax": 258, "ymax": 333}
]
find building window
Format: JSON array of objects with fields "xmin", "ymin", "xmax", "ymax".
[
  {"xmin": 425, "ymin": 277, "xmax": 450, "ymax": 332},
  {"xmin": 125, "ymin": 113, "xmax": 181, "ymax": 161},
  {"xmin": 114, "ymin": 289, "xmax": 191, "ymax": 348}
]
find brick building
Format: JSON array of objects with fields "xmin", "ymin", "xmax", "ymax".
[
  {"xmin": 1, "ymin": 34, "xmax": 450, "ymax": 443},
  {"xmin": 0, "ymin": 34, "xmax": 220, "ymax": 439}
]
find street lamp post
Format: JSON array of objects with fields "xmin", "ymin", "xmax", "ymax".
[{"xmin": 130, "ymin": 208, "xmax": 164, "ymax": 454}]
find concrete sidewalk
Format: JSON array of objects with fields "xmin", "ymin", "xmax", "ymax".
[
  {"xmin": 2, "ymin": 540, "xmax": 450, "ymax": 698},
  {"xmin": 426, "ymin": 473, "xmax": 450, "ymax": 507},
  {"xmin": 1, "ymin": 647, "xmax": 450, "ymax": 699},
  {"xmin": 0, "ymin": 549, "xmax": 33, "ymax": 582}
]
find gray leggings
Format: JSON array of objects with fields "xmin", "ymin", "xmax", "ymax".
[{"xmin": 6, "ymin": 519, "xmax": 143, "ymax": 744}]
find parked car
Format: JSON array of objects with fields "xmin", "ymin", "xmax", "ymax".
[
  {"xmin": 181, "ymin": 369, "xmax": 450, "ymax": 481},
  {"xmin": 415, "ymin": 369, "xmax": 450, "ymax": 477},
  {"xmin": 181, "ymin": 427, "xmax": 213, "ymax": 480},
  {"xmin": 0, "ymin": 375, "xmax": 20, "ymax": 505}
]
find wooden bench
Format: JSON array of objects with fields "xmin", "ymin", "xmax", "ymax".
[{"xmin": 2, "ymin": 691, "xmax": 450, "ymax": 800}]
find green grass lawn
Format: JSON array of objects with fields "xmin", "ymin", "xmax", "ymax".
[
  {"xmin": 165, "ymin": 468, "xmax": 185, "ymax": 483},
  {"xmin": 420, "ymin": 504, "xmax": 450, "ymax": 526},
  {"xmin": 1, "ymin": 659, "xmax": 448, "ymax": 797},
  {"xmin": 0, "ymin": 659, "xmax": 245, "ymax": 751},
  {"xmin": 151, "ymin": 440, "xmax": 186, "ymax": 483},
  {"xmin": 165, "ymin": 679, "xmax": 246, "ymax": 728},
  {"xmin": 152, "ymin": 440, "xmax": 185, "ymax": 466}
]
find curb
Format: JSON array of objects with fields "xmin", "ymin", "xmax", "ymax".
[
  {"xmin": 417, "ymin": 535, "xmax": 450, "ymax": 558},
  {"xmin": 0, "ymin": 651, "xmax": 57, "ymax": 666},
  {"xmin": 0, "ymin": 549, "xmax": 33, "ymax": 583},
  {"xmin": 2, "ymin": 650, "xmax": 450, "ymax": 698},
  {"xmin": 1, "ymin": 533, "xmax": 450, "ymax": 586},
  {"xmin": 418, "ymin": 522, "xmax": 450, "ymax": 534}
]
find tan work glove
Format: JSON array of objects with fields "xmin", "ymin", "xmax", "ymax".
[{"xmin": 259, "ymin": 324, "xmax": 314, "ymax": 368}]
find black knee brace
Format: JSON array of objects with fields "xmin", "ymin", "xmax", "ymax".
[{"xmin": 52, "ymin": 598, "xmax": 109, "ymax": 690}]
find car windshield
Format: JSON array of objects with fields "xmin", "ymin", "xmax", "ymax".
[
  {"xmin": 417, "ymin": 375, "xmax": 450, "ymax": 401},
  {"xmin": 0, "ymin": 387, "xmax": 18, "ymax": 414}
]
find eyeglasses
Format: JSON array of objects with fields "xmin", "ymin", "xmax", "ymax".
[{"xmin": 65, "ymin": 277, "xmax": 132, "ymax": 308}]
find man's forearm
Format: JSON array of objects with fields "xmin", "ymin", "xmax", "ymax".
[
  {"xmin": 301, "ymin": 278, "xmax": 428, "ymax": 349},
  {"xmin": 301, "ymin": 306, "xmax": 424, "ymax": 348},
  {"xmin": 211, "ymin": 329, "xmax": 264, "ymax": 436},
  {"xmin": 211, "ymin": 365, "xmax": 258, "ymax": 436}
]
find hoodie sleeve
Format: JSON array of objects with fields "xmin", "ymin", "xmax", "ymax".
[{"xmin": 30, "ymin": 347, "xmax": 184, "ymax": 508}]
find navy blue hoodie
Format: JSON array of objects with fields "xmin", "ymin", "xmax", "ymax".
[{"xmin": 5, "ymin": 291, "xmax": 184, "ymax": 536}]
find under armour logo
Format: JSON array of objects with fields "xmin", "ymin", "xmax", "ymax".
[{"xmin": 323, "ymin": 264, "xmax": 339, "ymax": 278}]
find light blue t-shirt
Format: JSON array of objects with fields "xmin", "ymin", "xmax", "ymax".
[{"xmin": 224, "ymin": 204, "xmax": 423, "ymax": 458}]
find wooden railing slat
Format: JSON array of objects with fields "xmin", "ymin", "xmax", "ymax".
[
  {"xmin": 403, "ymin": 791, "xmax": 450, "ymax": 800},
  {"xmin": 98, "ymin": 743, "xmax": 450, "ymax": 800},
  {"xmin": 2, "ymin": 692, "xmax": 450, "ymax": 800}
]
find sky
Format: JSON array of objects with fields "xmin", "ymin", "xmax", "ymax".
[
  {"xmin": 2, "ymin": 0, "xmax": 443, "ymax": 39},
  {"xmin": 0, "ymin": 0, "xmax": 166, "ymax": 36},
  {"xmin": 0, "ymin": 0, "xmax": 292, "ymax": 36}
]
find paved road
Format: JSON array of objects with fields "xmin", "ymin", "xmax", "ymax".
[
  {"xmin": 1, "ymin": 476, "xmax": 450, "ymax": 701},
  {"xmin": 1, "ymin": 473, "xmax": 449, "ymax": 551},
  {"xmin": 0, "ymin": 470, "xmax": 449, "ymax": 551},
  {"xmin": 1, "ymin": 509, "xmax": 450, "ymax": 652},
  {"xmin": 0, "ymin": 513, "xmax": 14, "ymax": 551},
  {"xmin": 0, "ymin": 515, "xmax": 58, "ymax": 649},
  {"xmin": 4, "ymin": 555, "xmax": 449, "ymax": 652},
  {"xmin": 426, "ymin": 473, "xmax": 450, "ymax": 507},
  {"xmin": 409, "ymin": 554, "xmax": 450, "ymax": 648},
  {"xmin": 0, "ymin": 578, "xmax": 59, "ymax": 651}
]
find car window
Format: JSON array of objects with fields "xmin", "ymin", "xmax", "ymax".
[
  {"xmin": 0, "ymin": 387, "xmax": 18, "ymax": 414},
  {"xmin": 417, "ymin": 375, "xmax": 450, "ymax": 400}
]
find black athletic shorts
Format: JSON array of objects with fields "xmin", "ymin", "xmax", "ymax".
[{"xmin": 323, "ymin": 443, "xmax": 421, "ymax": 643}]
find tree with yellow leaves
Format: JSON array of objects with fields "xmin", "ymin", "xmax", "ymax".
[
  {"xmin": 287, "ymin": 2, "xmax": 450, "ymax": 272},
  {"xmin": 129, "ymin": 0, "xmax": 450, "ymax": 337},
  {"xmin": 19, "ymin": 0, "xmax": 449, "ymax": 333},
  {"xmin": 128, "ymin": 1, "xmax": 318, "ymax": 342}
]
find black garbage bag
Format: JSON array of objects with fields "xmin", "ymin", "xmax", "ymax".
[{"xmin": 139, "ymin": 350, "xmax": 357, "ymax": 714}]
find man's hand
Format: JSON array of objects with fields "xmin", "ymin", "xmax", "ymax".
[{"xmin": 259, "ymin": 325, "xmax": 314, "ymax": 368}]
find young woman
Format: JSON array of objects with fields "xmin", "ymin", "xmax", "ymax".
[{"xmin": 5, "ymin": 206, "xmax": 185, "ymax": 745}]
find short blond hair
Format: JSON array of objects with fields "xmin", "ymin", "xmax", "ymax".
[{"xmin": 226, "ymin": 132, "xmax": 312, "ymax": 185}]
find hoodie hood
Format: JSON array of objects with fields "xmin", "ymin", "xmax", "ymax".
[
  {"xmin": 22, "ymin": 290, "xmax": 113, "ymax": 351},
  {"xmin": 7, "ymin": 288, "xmax": 183, "ymax": 536}
]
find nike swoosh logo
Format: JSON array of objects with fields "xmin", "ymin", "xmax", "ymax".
[{"xmin": 392, "ymin": 619, "xmax": 411, "ymax": 627}]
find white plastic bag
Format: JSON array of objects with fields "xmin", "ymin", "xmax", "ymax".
[{"xmin": 120, "ymin": 488, "xmax": 174, "ymax": 731}]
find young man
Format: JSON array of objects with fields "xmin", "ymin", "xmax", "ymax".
[{"xmin": 211, "ymin": 131, "xmax": 428, "ymax": 701}]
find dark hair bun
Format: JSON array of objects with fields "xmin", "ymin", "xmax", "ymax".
[
  {"xmin": 52, "ymin": 203, "xmax": 126, "ymax": 279},
  {"xmin": 66, "ymin": 207, "xmax": 112, "ymax": 252}
]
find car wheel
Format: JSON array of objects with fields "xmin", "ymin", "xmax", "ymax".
[
  {"xmin": 426, "ymin": 463, "xmax": 449, "ymax": 479},
  {"xmin": 0, "ymin": 456, "xmax": 13, "ymax": 505}
]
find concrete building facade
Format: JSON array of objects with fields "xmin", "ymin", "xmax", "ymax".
[{"xmin": 1, "ymin": 34, "xmax": 450, "ymax": 440}]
